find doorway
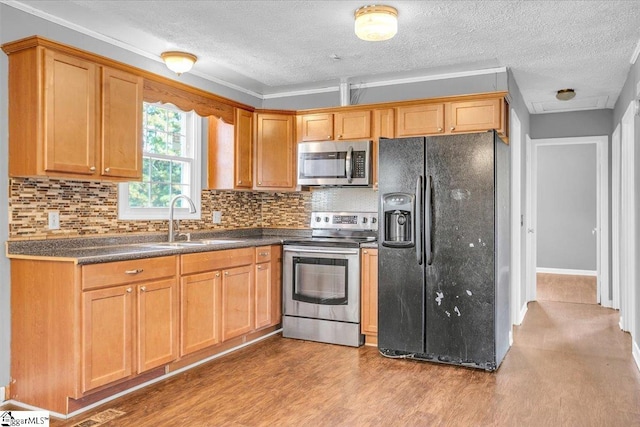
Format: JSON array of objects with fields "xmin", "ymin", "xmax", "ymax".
[{"xmin": 525, "ymin": 136, "xmax": 609, "ymax": 305}]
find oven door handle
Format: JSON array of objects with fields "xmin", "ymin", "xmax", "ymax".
[{"xmin": 284, "ymin": 247, "xmax": 360, "ymax": 255}]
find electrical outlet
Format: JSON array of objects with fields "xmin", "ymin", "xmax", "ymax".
[
  {"xmin": 212, "ymin": 211, "xmax": 222, "ymax": 224},
  {"xmin": 48, "ymin": 211, "xmax": 60, "ymax": 230}
]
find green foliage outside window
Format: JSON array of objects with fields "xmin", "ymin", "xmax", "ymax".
[{"xmin": 128, "ymin": 103, "xmax": 193, "ymax": 209}]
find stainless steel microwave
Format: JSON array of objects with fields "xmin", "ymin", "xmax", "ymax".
[{"xmin": 297, "ymin": 140, "xmax": 372, "ymax": 187}]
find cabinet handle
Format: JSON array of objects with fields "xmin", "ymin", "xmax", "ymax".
[
  {"xmin": 258, "ymin": 182, "xmax": 262, "ymax": 185},
  {"xmin": 216, "ymin": 273, "xmax": 220, "ymax": 277},
  {"xmin": 327, "ymin": 135, "xmax": 331, "ymax": 139},
  {"xmin": 104, "ymin": 167, "xmax": 110, "ymax": 173},
  {"xmin": 126, "ymin": 288, "xmax": 132, "ymax": 293},
  {"xmin": 259, "ymin": 252, "xmax": 268, "ymax": 257},
  {"xmin": 363, "ymin": 250, "xmax": 368, "ymax": 254},
  {"xmin": 89, "ymin": 166, "xmax": 96, "ymax": 171},
  {"xmin": 338, "ymin": 135, "xmax": 342, "ymax": 139},
  {"xmin": 257, "ymin": 265, "xmax": 262, "ymax": 270},
  {"xmin": 238, "ymin": 180, "xmax": 242, "ymax": 184},
  {"xmin": 140, "ymin": 286, "xmax": 146, "ymax": 292},
  {"xmin": 438, "ymin": 127, "xmax": 443, "ymax": 132},
  {"xmin": 224, "ymin": 271, "xmax": 229, "ymax": 276},
  {"xmin": 450, "ymin": 127, "xmax": 455, "ymax": 131},
  {"xmin": 125, "ymin": 268, "xmax": 144, "ymax": 275}
]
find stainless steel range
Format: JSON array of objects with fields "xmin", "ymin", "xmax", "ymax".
[{"xmin": 282, "ymin": 211, "xmax": 378, "ymax": 347}]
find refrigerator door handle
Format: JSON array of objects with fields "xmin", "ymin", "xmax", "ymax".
[
  {"xmin": 415, "ymin": 175, "xmax": 423, "ymax": 265},
  {"xmin": 426, "ymin": 175, "xmax": 433, "ymax": 265},
  {"xmin": 346, "ymin": 145, "xmax": 353, "ymax": 183}
]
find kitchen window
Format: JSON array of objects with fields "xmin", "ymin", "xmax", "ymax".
[{"xmin": 118, "ymin": 102, "xmax": 202, "ymax": 220}]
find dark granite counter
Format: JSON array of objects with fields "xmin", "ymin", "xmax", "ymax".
[{"xmin": 6, "ymin": 228, "xmax": 311, "ymax": 265}]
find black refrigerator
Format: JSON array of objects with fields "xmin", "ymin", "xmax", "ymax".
[{"xmin": 377, "ymin": 131, "xmax": 510, "ymax": 371}]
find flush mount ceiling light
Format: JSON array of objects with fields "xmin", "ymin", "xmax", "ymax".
[
  {"xmin": 161, "ymin": 51, "xmax": 197, "ymax": 75},
  {"xmin": 354, "ymin": 5, "xmax": 398, "ymax": 41},
  {"xmin": 556, "ymin": 88, "xmax": 576, "ymax": 101}
]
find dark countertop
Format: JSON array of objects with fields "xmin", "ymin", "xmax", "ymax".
[
  {"xmin": 360, "ymin": 241, "xmax": 379, "ymax": 249},
  {"xmin": 6, "ymin": 228, "xmax": 311, "ymax": 265}
]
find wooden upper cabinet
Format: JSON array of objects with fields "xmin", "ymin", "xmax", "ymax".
[
  {"xmin": 447, "ymin": 98, "xmax": 501, "ymax": 134},
  {"xmin": 4, "ymin": 43, "xmax": 143, "ymax": 181},
  {"xmin": 372, "ymin": 108, "xmax": 395, "ymax": 188},
  {"xmin": 207, "ymin": 108, "xmax": 253, "ymax": 190},
  {"xmin": 101, "ymin": 67, "xmax": 143, "ymax": 179},
  {"xmin": 299, "ymin": 113, "xmax": 333, "ymax": 141},
  {"xmin": 395, "ymin": 104, "xmax": 445, "ymax": 137},
  {"xmin": 255, "ymin": 113, "xmax": 295, "ymax": 189},
  {"xmin": 334, "ymin": 110, "xmax": 371, "ymax": 140},
  {"xmin": 44, "ymin": 50, "xmax": 99, "ymax": 176}
]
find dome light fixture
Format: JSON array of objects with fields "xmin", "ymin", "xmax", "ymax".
[
  {"xmin": 161, "ymin": 51, "xmax": 197, "ymax": 75},
  {"xmin": 556, "ymin": 88, "xmax": 576, "ymax": 101},
  {"xmin": 354, "ymin": 5, "xmax": 398, "ymax": 41}
]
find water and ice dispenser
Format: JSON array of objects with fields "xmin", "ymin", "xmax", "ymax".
[{"xmin": 382, "ymin": 193, "xmax": 414, "ymax": 247}]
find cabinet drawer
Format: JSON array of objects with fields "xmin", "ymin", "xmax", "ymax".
[
  {"xmin": 82, "ymin": 256, "xmax": 177, "ymax": 290},
  {"xmin": 255, "ymin": 246, "xmax": 272, "ymax": 263},
  {"xmin": 181, "ymin": 247, "xmax": 254, "ymax": 275}
]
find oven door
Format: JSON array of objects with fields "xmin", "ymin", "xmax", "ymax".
[{"xmin": 283, "ymin": 245, "xmax": 360, "ymax": 323}]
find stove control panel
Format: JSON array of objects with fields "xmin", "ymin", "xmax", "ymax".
[{"xmin": 310, "ymin": 211, "xmax": 378, "ymax": 230}]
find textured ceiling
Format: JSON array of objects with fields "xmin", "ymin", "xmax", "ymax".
[{"xmin": 8, "ymin": 0, "xmax": 640, "ymax": 113}]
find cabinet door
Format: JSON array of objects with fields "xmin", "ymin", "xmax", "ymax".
[
  {"xmin": 137, "ymin": 278, "xmax": 178, "ymax": 373},
  {"xmin": 447, "ymin": 98, "xmax": 501, "ymax": 134},
  {"xmin": 101, "ymin": 67, "xmax": 143, "ymax": 179},
  {"xmin": 361, "ymin": 249, "xmax": 378, "ymax": 337},
  {"xmin": 271, "ymin": 245, "xmax": 283, "ymax": 326},
  {"xmin": 255, "ymin": 262, "xmax": 272, "ymax": 329},
  {"xmin": 334, "ymin": 110, "xmax": 371, "ymax": 140},
  {"xmin": 255, "ymin": 113, "xmax": 295, "ymax": 189},
  {"xmin": 234, "ymin": 108, "xmax": 253, "ymax": 188},
  {"xmin": 300, "ymin": 113, "xmax": 333, "ymax": 141},
  {"xmin": 44, "ymin": 49, "xmax": 98, "ymax": 176},
  {"xmin": 180, "ymin": 271, "xmax": 222, "ymax": 356},
  {"xmin": 373, "ymin": 108, "xmax": 395, "ymax": 188},
  {"xmin": 221, "ymin": 264, "xmax": 254, "ymax": 341},
  {"xmin": 82, "ymin": 285, "xmax": 133, "ymax": 392},
  {"xmin": 396, "ymin": 104, "xmax": 444, "ymax": 137}
]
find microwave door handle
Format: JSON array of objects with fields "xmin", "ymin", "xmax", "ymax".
[{"xmin": 346, "ymin": 146, "xmax": 353, "ymax": 183}]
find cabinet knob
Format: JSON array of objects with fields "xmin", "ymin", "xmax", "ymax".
[
  {"xmin": 258, "ymin": 182, "xmax": 262, "ymax": 185},
  {"xmin": 104, "ymin": 167, "xmax": 110, "ymax": 173},
  {"xmin": 224, "ymin": 271, "xmax": 229, "ymax": 276},
  {"xmin": 126, "ymin": 288, "xmax": 132, "ymax": 293},
  {"xmin": 450, "ymin": 127, "xmax": 455, "ymax": 131},
  {"xmin": 364, "ymin": 250, "xmax": 368, "ymax": 254},
  {"xmin": 438, "ymin": 127, "xmax": 443, "ymax": 132},
  {"xmin": 257, "ymin": 265, "xmax": 262, "ymax": 270},
  {"xmin": 89, "ymin": 166, "xmax": 96, "ymax": 171},
  {"xmin": 140, "ymin": 286, "xmax": 146, "ymax": 292},
  {"xmin": 238, "ymin": 180, "xmax": 242, "ymax": 184},
  {"xmin": 338, "ymin": 135, "xmax": 342, "ymax": 139},
  {"xmin": 216, "ymin": 273, "xmax": 220, "ymax": 277},
  {"xmin": 327, "ymin": 135, "xmax": 331, "ymax": 139}
]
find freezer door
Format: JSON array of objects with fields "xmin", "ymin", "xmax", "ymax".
[
  {"xmin": 377, "ymin": 137, "xmax": 426, "ymax": 354},
  {"xmin": 424, "ymin": 132, "xmax": 498, "ymax": 368}
]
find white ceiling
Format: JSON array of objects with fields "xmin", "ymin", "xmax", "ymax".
[{"xmin": 8, "ymin": 0, "xmax": 640, "ymax": 113}]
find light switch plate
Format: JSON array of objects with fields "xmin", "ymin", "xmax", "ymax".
[
  {"xmin": 48, "ymin": 211, "xmax": 60, "ymax": 230},
  {"xmin": 212, "ymin": 211, "xmax": 222, "ymax": 224}
]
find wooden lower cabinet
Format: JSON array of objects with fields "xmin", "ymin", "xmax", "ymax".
[
  {"xmin": 255, "ymin": 257, "xmax": 272, "ymax": 330},
  {"xmin": 221, "ymin": 264, "xmax": 254, "ymax": 341},
  {"xmin": 180, "ymin": 271, "xmax": 222, "ymax": 356},
  {"xmin": 361, "ymin": 249, "xmax": 378, "ymax": 345}
]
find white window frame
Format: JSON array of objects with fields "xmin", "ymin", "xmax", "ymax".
[{"xmin": 118, "ymin": 102, "xmax": 202, "ymax": 220}]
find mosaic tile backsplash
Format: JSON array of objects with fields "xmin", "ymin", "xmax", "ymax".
[{"xmin": 9, "ymin": 178, "xmax": 377, "ymax": 239}]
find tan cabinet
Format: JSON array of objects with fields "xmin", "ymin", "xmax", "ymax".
[
  {"xmin": 180, "ymin": 271, "xmax": 222, "ymax": 356},
  {"xmin": 298, "ymin": 110, "xmax": 372, "ymax": 142},
  {"xmin": 255, "ymin": 112, "xmax": 296, "ymax": 189},
  {"xmin": 81, "ymin": 257, "xmax": 178, "ymax": 392},
  {"xmin": 221, "ymin": 264, "xmax": 254, "ymax": 341},
  {"xmin": 3, "ymin": 42, "xmax": 143, "ymax": 180},
  {"xmin": 361, "ymin": 249, "xmax": 378, "ymax": 345},
  {"xmin": 372, "ymin": 108, "xmax": 395, "ymax": 188},
  {"xmin": 254, "ymin": 246, "xmax": 272, "ymax": 329},
  {"xmin": 396, "ymin": 98, "xmax": 505, "ymax": 138},
  {"xmin": 207, "ymin": 108, "xmax": 253, "ymax": 189},
  {"xmin": 396, "ymin": 104, "xmax": 445, "ymax": 137},
  {"xmin": 271, "ymin": 245, "xmax": 283, "ymax": 326}
]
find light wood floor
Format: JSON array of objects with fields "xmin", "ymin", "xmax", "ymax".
[
  {"xmin": 4, "ymin": 299, "xmax": 640, "ymax": 426},
  {"xmin": 537, "ymin": 273, "xmax": 597, "ymax": 304}
]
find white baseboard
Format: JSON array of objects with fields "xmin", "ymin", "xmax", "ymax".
[
  {"xmin": 536, "ymin": 267, "xmax": 597, "ymax": 277},
  {"xmin": 633, "ymin": 340, "xmax": 640, "ymax": 373},
  {"xmin": 518, "ymin": 302, "xmax": 528, "ymax": 325}
]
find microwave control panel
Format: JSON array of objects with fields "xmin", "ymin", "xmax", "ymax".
[{"xmin": 353, "ymin": 151, "xmax": 366, "ymax": 178}]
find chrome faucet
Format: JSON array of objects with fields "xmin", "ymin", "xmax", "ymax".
[{"xmin": 168, "ymin": 195, "xmax": 197, "ymax": 242}]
